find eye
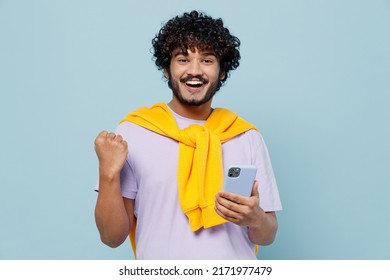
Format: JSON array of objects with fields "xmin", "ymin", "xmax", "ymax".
[
  {"xmin": 203, "ymin": 58, "xmax": 215, "ymax": 64},
  {"xmin": 177, "ymin": 57, "xmax": 189, "ymax": 64}
]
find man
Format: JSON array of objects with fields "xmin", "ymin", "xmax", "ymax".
[{"xmin": 94, "ymin": 10, "xmax": 282, "ymax": 259}]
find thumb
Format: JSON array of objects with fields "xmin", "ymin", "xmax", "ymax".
[{"xmin": 251, "ymin": 180, "xmax": 259, "ymax": 198}]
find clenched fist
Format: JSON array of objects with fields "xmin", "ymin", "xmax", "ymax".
[{"xmin": 94, "ymin": 131, "xmax": 128, "ymax": 178}]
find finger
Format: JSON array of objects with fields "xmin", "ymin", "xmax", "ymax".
[
  {"xmin": 251, "ymin": 180, "xmax": 259, "ymax": 198},
  {"xmin": 115, "ymin": 134, "xmax": 123, "ymax": 142},
  {"xmin": 107, "ymin": 132, "xmax": 116, "ymax": 139},
  {"xmin": 94, "ymin": 131, "xmax": 108, "ymax": 147},
  {"xmin": 215, "ymin": 202, "xmax": 240, "ymax": 222},
  {"xmin": 114, "ymin": 135, "xmax": 128, "ymax": 149},
  {"xmin": 95, "ymin": 131, "xmax": 108, "ymax": 142},
  {"xmin": 98, "ymin": 130, "xmax": 108, "ymax": 137},
  {"xmin": 216, "ymin": 193, "xmax": 245, "ymax": 214},
  {"xmin": 215, "ymin": 205, "xmax": 231, "ymax": 221},
  {"xmin": 218, "ymin": 191, "xmax": 250, "ymax": 206}
]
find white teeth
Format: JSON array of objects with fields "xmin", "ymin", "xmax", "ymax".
[{"xmin": 186, "ymin": 81, "xmax": 203, "ymax": 85}]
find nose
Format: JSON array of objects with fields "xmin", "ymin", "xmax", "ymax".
[{"xmin": 187, "ymin": 60, "xmax": 203, "ymax": 76}]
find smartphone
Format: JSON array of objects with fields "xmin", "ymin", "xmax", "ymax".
[{"xmin": 223, "ymin": 165, "xmax": 257, "ymax": 196}]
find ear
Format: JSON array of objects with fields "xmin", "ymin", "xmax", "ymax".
[
  {"xmin": 219, "ymin": 72, "xmax": 226, "ymax": 80},
  {"xmin": 164, "ymin": 68, "xmax": 170, "ymax": 79}
]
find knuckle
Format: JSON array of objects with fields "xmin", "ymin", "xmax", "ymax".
[
  {"xmin": 226, "ymin": 200, "xmax": 234, "ymax": 209},
  {"xmin": 94, "ymin": 137, "xmax": 103, "ymax": 146}
]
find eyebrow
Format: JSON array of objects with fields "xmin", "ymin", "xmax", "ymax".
[
  {"xmin": 172, "ymin": 50, "xmax": 217, "ymax": 57},
  {"xmin": 202, "ymin": 52, "xmax": 217, "ymax": 57},
  {"xmin": 172, "ymin": 51, "xmax": 187, "ymax": 57}
]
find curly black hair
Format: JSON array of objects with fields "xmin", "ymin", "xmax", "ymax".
[{"xmin": 152, "ymin": 10, "xmax": 241, "ymax": 91}]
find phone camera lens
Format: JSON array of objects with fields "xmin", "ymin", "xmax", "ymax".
[{"xmin": 228, "ymin": 167, "xmax": 241, "ymax": 177}]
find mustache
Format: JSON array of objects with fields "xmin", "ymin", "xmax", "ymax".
[{"xmin": 180, "ymin": 75, "xmax": 209, "ymax": 84}]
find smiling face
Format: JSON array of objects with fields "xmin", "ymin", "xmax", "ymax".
[{"xmin": 165, "ymin": 48, "xmax": 225, "ymax": 107}]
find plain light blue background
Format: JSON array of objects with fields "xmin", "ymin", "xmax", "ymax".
[{"xmin": 1, "ymin": 0, "xmax": 389, "ymax": 260}]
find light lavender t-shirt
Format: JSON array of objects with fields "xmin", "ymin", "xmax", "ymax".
[{"xmin": 97, "ymin": 108, "xmax": 282, "ymax": 259}]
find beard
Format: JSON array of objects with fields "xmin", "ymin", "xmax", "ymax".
[{"xmin": 168, "ymin": 75, "xmax": 219, "ymax": 106}]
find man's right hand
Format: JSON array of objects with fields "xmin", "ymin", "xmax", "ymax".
[
  {"xmin": 94, "ymin": 131, "xmax": 133, "ymax": 248},
  {"xmin": 94, "ymin": 131, "xmax": 128, "ymax": 178}
]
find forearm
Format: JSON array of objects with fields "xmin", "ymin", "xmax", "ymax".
[
  {"xmin": 248, "ymin": 212, "xmax": 278, "ymax": 245},
  {"xmin": 95, "ymin": 173, "xmax": 131, "ymax": 248}
]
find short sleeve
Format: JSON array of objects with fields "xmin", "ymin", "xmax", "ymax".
[
  {"xmin": 119, "ymin": 159, "xmax": 137, "ymax": 199},
  {"xmin": 251, "ymin": 131, "xmax": 282, "ymax": 212}
]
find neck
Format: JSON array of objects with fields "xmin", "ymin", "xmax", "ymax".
[{"xmin": 167, "ymin": 98, "xmax": 213, "ymax": 120}]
